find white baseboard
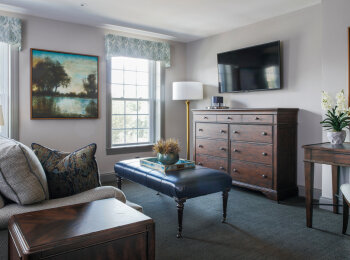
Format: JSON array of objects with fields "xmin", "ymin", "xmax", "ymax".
[
  {"xmin": 319, "ymin": 196, "xmax": 343, "ymax": 213},
  {"xmin": 298, "ymin": 185, "xmax": 322, "ymax": 200},
  {"xmin": 100, "ymin": 172, "xmax": 116, "ymax": 184}
]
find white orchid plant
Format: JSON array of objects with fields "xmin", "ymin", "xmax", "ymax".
[{"xmin": 320, "ymin": 90, "xmax": 350, "ymax": 132}]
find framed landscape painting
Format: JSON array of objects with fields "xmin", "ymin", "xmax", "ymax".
[{"xmin": 31, "ymin": 49, "xmax": 99, "ymax": 119}]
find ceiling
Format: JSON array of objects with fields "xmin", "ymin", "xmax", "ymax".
[{"xmin": 0, "ymin": 0, "xmax": 321, "ymax": 42}]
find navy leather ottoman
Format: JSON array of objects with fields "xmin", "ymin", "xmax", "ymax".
[{"xmin": 114, "ymin": 159, "xmax": 232, "ymax": 238}]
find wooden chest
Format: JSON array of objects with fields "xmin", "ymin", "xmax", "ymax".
[
  {"xmin": 8, "ymin": 198, "xmax": 155, "ymax": 260},
  {"xmin": 193, "ymin": 108, "xmax": 298, "ymax": 201}
]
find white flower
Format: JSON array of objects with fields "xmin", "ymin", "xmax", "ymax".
[
  {"xmin": 335, "ymin": 89, "xmax": 348, "ymax": 115},
  {"xmin": 321, "ymin": 91, "xmax": 333, "ymax": 111}
]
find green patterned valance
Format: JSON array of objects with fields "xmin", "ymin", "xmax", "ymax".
[
  {"xmin": 105, "ymin": 34, "xmax": 170, "ymax": 67},
  {"xmin": 0, "ymin": 16, "xmax": 21, "ymax": 49}
]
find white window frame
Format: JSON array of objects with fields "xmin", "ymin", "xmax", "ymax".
[{"xmin": 106, "ymin": 57, "xmax": 164, "ymax": 154}]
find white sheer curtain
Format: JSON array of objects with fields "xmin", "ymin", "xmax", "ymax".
[
  {"xmin": 0, "ymin": 42, "xmax": 10, "ymax": 138},
  {"xmin": 0, "ymin": 42, "xmax": 18, "ymax": 139}
]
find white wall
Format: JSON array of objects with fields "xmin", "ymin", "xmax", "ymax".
[
  {"xmin": 321, "ymin": 0, "xmax": 350, "ymax": 199},
  {"xmin": 186, "ymin": 5, "xmax": 323, "ymax": 190},
  {"xmin": 0, "ymin": 11, "xmax": 187, "ymax": 177}
]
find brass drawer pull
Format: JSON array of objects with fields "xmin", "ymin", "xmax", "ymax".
[
  {"xmin": 198, "ymin": 162, "xmax": 203, "ymax": 166},
  {"xmin": 262, "ymin": 174, "xmax": 267, "ymax": 179},
  {"xmin": 220, "ymin": 130, "xmax": 226, "ymax": 133},
  {"xmin": 198, "ymin": 128, "xmax": 203, "ymax": 132},
  {"xmin": 220, "ymin": 147, "xmax": 226, "ymax": 151},
  {"xmin": 198, "ymin": 145, "xmax": 203, "ymax": 148},
  {"xmin": 219, "ymin": 166, "xmax": 225, "ymax": 170},
  {"xmin": 262, "ymin": 152, "xmax": 267, "ymax": 156},
  {"xmin": 233, "ymin": 130, "xmax": 238, "ymax": 134},
  {"xmin": 233, "ymin": 149, "xmax": 239, "ymax": 152},
  {"xmin": 261, "ymin": 132, "xmax": 267, "ymax": 136}
]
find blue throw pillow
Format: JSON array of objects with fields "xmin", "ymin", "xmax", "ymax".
[{"xmin": 31, "ymin": 143, "xmax": 101, "ymax": 199}]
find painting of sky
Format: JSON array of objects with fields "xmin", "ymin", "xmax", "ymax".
[{"xmin": 32, "ymin": 50, "xmax": 98, "ymax": 94}]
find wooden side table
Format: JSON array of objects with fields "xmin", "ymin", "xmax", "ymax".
[
  {"xmin": 8, "ymin": 198, "xmax": 155, "ymax": 260},
  {"xmin": 303, "ymin": 143, "xmax": 350, "ymax": 228}
]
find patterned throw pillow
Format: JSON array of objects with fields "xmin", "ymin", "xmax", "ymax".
[
  {"xmin": 31, "ymin": 143, "xmax": 101, "ymax": 199},
  {"xmin": 0, "ymin": 194, "xmax": 5, "ymax": 208}
]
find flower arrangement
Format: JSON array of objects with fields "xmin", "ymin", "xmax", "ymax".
[
  {"xmin": 320, "ymin": 90, "xmax": 350, "ymax": 131},
  {"xmin": 153, "ymin": 138, "xmax": 180, "ymax": 154},
  {"xmin": 320, "ymin": 90, "xmax": 350, "ymax": 144},
  {"xmin": 153, "ymin": 138, "xmax": 180, "ymax": 165}
]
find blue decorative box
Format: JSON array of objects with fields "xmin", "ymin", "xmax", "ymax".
[{"xmin": 140, "ymin": 157, "xmax": 195, "ymax": 173}]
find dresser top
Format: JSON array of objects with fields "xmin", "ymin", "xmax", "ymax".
[{"xmin": 192, "ymin": 108, "xmax": 299, "ymax": 113}]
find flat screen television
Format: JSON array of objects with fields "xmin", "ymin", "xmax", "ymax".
[{"xmin": 217, "ymin": 41, "xmax": 281, "ymax": 93}]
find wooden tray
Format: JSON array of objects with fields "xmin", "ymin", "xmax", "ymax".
[{"xmin": 140, "ymin": 157, "xmax": 195, "ymax": 173}]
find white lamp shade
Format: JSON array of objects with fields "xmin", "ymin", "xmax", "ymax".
[
  {"xmin": 172, "ymin": 82, "xmax": 203, "ymax": 100},
  {"xmin": 0, "ymin": 105, "xmax": 4, "ymax": 126}
]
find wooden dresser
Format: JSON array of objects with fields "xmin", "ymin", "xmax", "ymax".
[{"xmin": 192, "ymin": 108, "xmax": 298, "ymax": 201}]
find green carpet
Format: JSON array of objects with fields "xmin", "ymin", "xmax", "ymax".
[{"xmin": 120, "ymin": 180, "xmax": 350, "ymax": 260}]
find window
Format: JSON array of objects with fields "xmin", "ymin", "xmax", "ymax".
[
  {"xmin": 0, "ymin": 42, "xmax": 19, "ymax": 139},
  {"xmin": 107, "ymin": 57, "xmax": 163, "ymax": 152}
]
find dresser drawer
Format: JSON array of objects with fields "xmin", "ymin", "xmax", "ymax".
[
  {"xmin": 196, "ymin": 139, "xmax": 228, "ymax": 158},
  {"xmin": 231, "ymin": 160, "xmax": 272, "ymax": 188},
  {"xmin": 193, "ymin": 114, "xmax": 216, "ymax": 122},
  {"xmin": 196, "ymin": 154, "xmax": 228, "ymax": 173},
  {"xmin": 231, "ymin": 142, "xmax": 273, "ymax": 165},
  {"xmin": 217, "ymin": 114, "xmax": 241, "ymax": 123},
  {"xmin": 242, "ymin": 114, "xmax": 273, "ymax": 124},
  {"xmin": 196, "ymin": 123, "xmax": 228, "ymax": 139},
  {"xmin": 230, "ymin": 125, "xmax": 272, "ymax": 143}
]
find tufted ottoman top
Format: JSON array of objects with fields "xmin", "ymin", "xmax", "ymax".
[{"xmin": 115, "ymin": 159, "xmax": 232, "ymax": 199}]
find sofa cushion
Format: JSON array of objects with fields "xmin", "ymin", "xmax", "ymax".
[
  {"xmin": 126, "ymin": 200, "xmax": 143, "ymax": 212},
  {"xmin": 0, "ymin": 137, "xmax": 48, "ymax": 205},
  {"xmin": 32, "ymin": 143, "xmax": 101, "ymax": 199},
  {"xmin": 0, "ymin": 186, "xmax": 129, "ymax": 230}
]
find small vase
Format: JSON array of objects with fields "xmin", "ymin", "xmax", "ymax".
[
  {"xmin": 327, "ymin": 130, "xmax": 346, "ymax": 145},
  {"xmin": 157, "ymin": 153, "xmax": 179, "ymax": 165}
]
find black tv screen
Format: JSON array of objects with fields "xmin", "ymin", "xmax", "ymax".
[{"xmin": 217, "ymin": 41, "xmax": 281, "ymax": 93}]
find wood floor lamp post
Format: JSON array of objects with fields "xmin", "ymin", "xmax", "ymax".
[{"xmin": 172, "ymin": 82, "xmax": 203, "ymax": 160}]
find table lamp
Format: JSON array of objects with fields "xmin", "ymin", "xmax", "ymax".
[
  {"xmin": 0, "ymin": 105, "xmax": 4, "ymax": 127},
  {"xmin": 172, "ymin": 82, "xmax": 203, "ymax": 160}
]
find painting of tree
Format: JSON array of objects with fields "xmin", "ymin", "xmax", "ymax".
[{"xmin": 31, "ymin": 49, "xmax": 99, "ymax": 119}]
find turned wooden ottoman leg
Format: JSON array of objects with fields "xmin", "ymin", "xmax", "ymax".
[
  {"xmin": 175, "ymin": 198, "xmax": 186, "ymax": 238},
  {"xmin": 343, "ymin": 195, "xmax": 349, "ymax": 234},
  {"xmin": 222, "ymin": 190, "xmax": 229, "ymax": 223},
  {"xmin": 116, "ymin": 176, "xmax": 122, "ymax": 190}
]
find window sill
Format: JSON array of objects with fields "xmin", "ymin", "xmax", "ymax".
[{"xmin": 107, "ymin": 144, "xmax": 154, "ymax": 155}]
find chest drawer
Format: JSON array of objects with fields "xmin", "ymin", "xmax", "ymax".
[
  {"xmin": 231, "ymin": 160, "xmax": 272, "ymax": 188},
  {"xmin": 196, "ymin": 154, "xmax": 228, "ymax": 173},
  {"xmin": 193, "ymin": 114, "xmax": 216, "ymax": 122},
  {"xmin": 230, "ymin": 125, "xmax": 272, "ymax": 143},
  {"xmin": 242, "ymin": 114, "xmax": 273, "ymax": 124},
  {"xmin": 196, "ymin": 123, "xmax": 228, "ymax": 139},
  {"xmin": 217, "ymin": 114, "xmax": 241, "ymax": 123},
  {"xmin": 196, "ymin": 139, "xmax": 228, "ymax": 158},
  {"xmin": 231, "ymin": 142, "xmax": 273, "ymax": 165}
]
